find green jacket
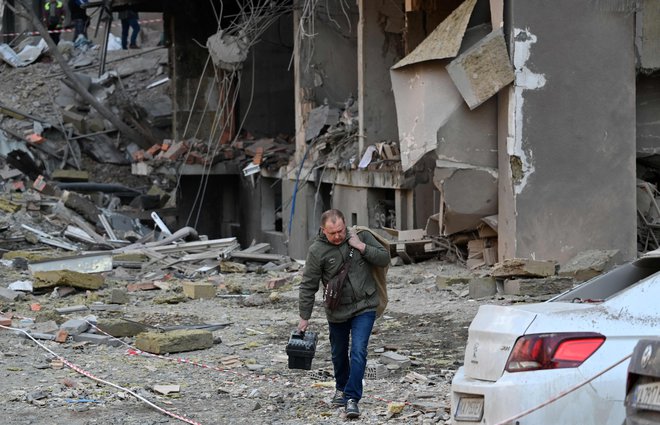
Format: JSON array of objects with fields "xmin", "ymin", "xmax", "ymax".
[{"xmin": 299, "ymin": 228, "xmax": 390, "ymax": 323}]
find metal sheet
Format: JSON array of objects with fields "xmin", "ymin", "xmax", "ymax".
[{"xmin": 28, "ymin": 253, "xmax": 113, "ymax": 274}]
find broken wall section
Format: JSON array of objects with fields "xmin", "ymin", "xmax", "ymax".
[
  {"xmin": 499, "ymin": 0, "xmax": 637, "ymax": 264},
  {"xmin": 392, "ymin": 1, "xmax": 510, "ymax": 246}
]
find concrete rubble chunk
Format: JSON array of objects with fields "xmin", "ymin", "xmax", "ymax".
[
  {"xmin": 380, "ymin": 351, "xmax": 412, "ymax": 368},
  {"xmin": 0, "ymin": 287, "xmax": 23, "ymax": 301},
  {"xmin": 109, "ymin": 288, "xmax": 129, "ymax": 305},
  {"xmin": 182, "ymin": 281, "xmax": 216, "ymax": 300},
  {"xmin": 558, "ymin": 249, "xmax": 619, "ymax": 282},
  {"xmin": 503, "ymin": 277, "xmax": 575, "ymax": 297},
  {"xmin": 491, "ymin": 258, "xmax": 557, "ymax": 278},
  {"xmin": 446, "ymin": 28, "xmax": 515, "ymax": 110},
  {"xmin": 96, "ymin": 319, "xmax": 148, "ymax": 338},
  {"xmin": 135, "ymin": 330, "xmax": 214, "ymax": 354},
  {"xmin": 468, "ymin": 277, "xmax": 497, "ymax": 299},
  {"xmin": 33, "ymin": 270, "xmax": 105, "ymax": 291},
  {"xmin": 60, "ymin": 319, "xmax": 90, "ymax": 336},
  {"xmin": 8, "ymin": 280, "xmax": 33, "ymax": 292}
]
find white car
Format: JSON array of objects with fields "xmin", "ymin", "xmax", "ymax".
[{"xmin": 450, "ymin": 253, "xmax": 660, "ymax": 425}]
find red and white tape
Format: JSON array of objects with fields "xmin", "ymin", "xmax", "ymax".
[
  {"xmin": 0, "ymin": 18, "xmax": 162, "ymax": 38},
  {"xmin": 0, "ymin": 322, "xmax": 203, "ymax": 425}
]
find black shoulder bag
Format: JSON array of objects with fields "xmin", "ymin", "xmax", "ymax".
[{"xmin": 323, "ymin": 247, "xmax": 354, "ymax": 310}]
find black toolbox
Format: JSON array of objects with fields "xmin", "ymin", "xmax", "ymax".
[{"xmin": 286, "ymin": 330, "xmax": 318, "ymax": 370}]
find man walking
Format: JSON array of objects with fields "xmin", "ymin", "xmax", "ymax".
[
  {"xmin": 68, "ymin": 0, "xmax": 89, "ymax": 42},
  {"xmin": 118, "ymin": 6, "xmax": 140, "ymax": 49},
  {"xmin": 298, "ymin": 209, "xmax": 390, "ymax": 418}
]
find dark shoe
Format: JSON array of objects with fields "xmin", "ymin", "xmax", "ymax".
[
  {"xmin": 331, "ymin": 390, "xmax": 346, "ymax": 407},
  {"xmin": 129, "ymin": 44, "xmax": 139, "ymax": 49},
  {"xmin": 346, "ymin": 399, "xmax": 360, "ymax": 419}
]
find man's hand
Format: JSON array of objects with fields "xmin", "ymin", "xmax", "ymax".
[
  {"xmin": 298, "ymin": 318, "xmax": 309, "ymax": 332},
  {"xmin": 347, "ymin": 229, "xmax": 366, "ymax": 254}
]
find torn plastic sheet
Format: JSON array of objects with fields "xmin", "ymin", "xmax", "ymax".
[{"xmin": 0, "ymin": 38, "xmax": 48, "ymax": 67}]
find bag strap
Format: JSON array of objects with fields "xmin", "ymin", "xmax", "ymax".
[{"xmin": 323, "ymin": 247, "xmax": 354, "ymax": 286}]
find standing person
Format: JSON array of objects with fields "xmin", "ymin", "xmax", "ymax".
[
  {"xmin": 118, "ymin": 6, "xmax": 140, "ymax": 49},
  {"xmin": 42, "ymin": 0, "xmax": 65, "ymax": 45},
  {"xmin": 298, "ymin": 209, "xmax": 390, "ymax": 419},
  {"xmin": 68, "ymin": 0, "xmax": 89, "ymax": 42}
]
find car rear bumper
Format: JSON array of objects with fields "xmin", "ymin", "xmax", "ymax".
[{"xmin": 451, "ymin": 366, "xmax": 626, "ymax": 425}]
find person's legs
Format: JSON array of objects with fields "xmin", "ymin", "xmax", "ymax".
[
  {"xmin": 128, "ymin": 17, "xmax": 140, "ymax": 47},
  {"xmin": 49, "ymin": 26, "xmax": 60, "ymax": 44},
  {"xmin": 120, "ymin": 19, "xmax": 129, "ymax": 49},
  {"xmin": 342, "ymin": 310, "xmax": 376, "ymax": 402},
  {"xmin": 328, "ymin": 319, "xmax": 351, "ymax": 394},
  {"xmin": 72, "ymin": 18, "xmax": 83, "ymax": 41}
]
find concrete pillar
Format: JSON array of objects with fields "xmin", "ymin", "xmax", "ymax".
[
  {"xmin": 499, "ymin": 0, "xmax": 636, "ymax": 264},
  {"xmin": 358, "ymin": 0, "xmax": 401, "ymax": 153},
  {"xmin": 168, "ymin": 1, "xmax": 224, "ymax": 142}
]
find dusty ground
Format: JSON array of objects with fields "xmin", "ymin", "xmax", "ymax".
[{"xmin": 0, "ymin": 258, "xmax": 531, "ymax": 425}]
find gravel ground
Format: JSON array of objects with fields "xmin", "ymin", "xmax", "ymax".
[{"xmin": 0, "ymin": 259, "xmax": 530, "ymax": 425}]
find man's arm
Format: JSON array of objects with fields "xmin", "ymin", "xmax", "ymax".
[
  {"xmin": 298, "ymin": 248, "xmax": 322, "ymax": 330},
  {"xmin": 351, "ymin": 229, "xmax": 390, "ymax": 267}
]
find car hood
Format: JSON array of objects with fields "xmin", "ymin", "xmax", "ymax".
[{"xmin": 463, "ymin": 303, "xmax": 595, "ymax": 382}]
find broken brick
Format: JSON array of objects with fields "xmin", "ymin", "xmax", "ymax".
[
  {"xmin": 161, "ymin": 141, "xmax": 188, "ymax": 161},
  {"xmin": 132, "ymin": 149, "xmax": 145, "ymax": 162},
  {"xmin": 146, "ymin": 144, "xmax": 162, "ymax": 156},
  {"xmin": 266, "ymin": 277, "xmax": 287, "ymax": 290},
  {"xmin": 55, "ymin": 329, "xmax": 69, "ymax": 343}
]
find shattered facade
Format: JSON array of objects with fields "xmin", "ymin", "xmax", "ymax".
[{"xmin": 1, "ymin": 0, "xmax": 659, "ymax": 268}]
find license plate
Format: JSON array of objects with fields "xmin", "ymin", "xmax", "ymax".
[
  {"xmin": 631, "ymin": 381, "xmax": 660, "ymax": 412},
  {"xmin": 455, "ymin": 396, "xmax": 484, "ymax": 421}
]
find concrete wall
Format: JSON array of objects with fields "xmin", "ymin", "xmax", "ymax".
[
  {"xmin": 332, "ymin": 185, "xmax": 370, "ymax": 228},
  {"xmin": 358, "ymin": 0, "xmax": 402, "ymax": 151},
  {"xmin": 500, "ymin": 0, "xmax": 637, "ymax": 263}
]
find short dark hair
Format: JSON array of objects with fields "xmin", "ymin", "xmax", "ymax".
[{"xmin": 320, "ymin": 209, "xmax": 345, "ymax": 227}]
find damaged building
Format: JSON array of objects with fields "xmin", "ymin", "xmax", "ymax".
[{"xmin": 2, "ymin": 0, "xmax": 659, "ymax": 267}]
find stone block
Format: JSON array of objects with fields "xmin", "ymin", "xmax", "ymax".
[
  {"xmin": 491, "ymin": 258, "xmax": 557, "ymax": 278},
  {"xmin": 380, "ymin": 351, "xmax": 411, "ymax": 368},
  {"xmin": 0, "ymin": 316, "xmax": 12, "ymax": 327},
  {"xmin": 468, "ymin": 277, "xmax": 497, "ymax": 299},
  {"xmin": 62, "ymin": 109, "xmax": 86, "ymax": 133},
  {"xmin": 0, "ymin": 287, "xmax": 22, "ymax": 301},
  {"xmin": 135, "ymin": 330, "xmax": 214, "ymax": 354},
  {"xmin": 182, "ymin": 281, "xmax": 216, "ymax": 300},
  {"xmin": 96, "ymin": 319, "xmax": 147, "ymax": 337},
  {"xmin": 266, "ymin": 277, "xmax": 287, "ymax": 290},
  {"xmin": 60, "ymin": 319, "xmax": 90, "ymax": 336},
  {"xmin": 503, "ymin": 277, "xmax": 575, "ymax": 297},
  {"xmin": 109, "ymin": 288, "xmax": 129, "ymax": 304},
  {"xmin": 558, "ymin": 249, "xmax": 619, "ymax": 282},
  {"xmin": 33, "ymin": 270, "xmax": 104, "ymax": 291}
]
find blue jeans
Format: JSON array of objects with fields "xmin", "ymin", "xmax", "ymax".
[
  {"xmin": 121, "ymin": 17, "xmax": 140, "ymax": 48},
  {"xmin": 328, "ymin": 310, "xmax": 376, "ymax": 402}
]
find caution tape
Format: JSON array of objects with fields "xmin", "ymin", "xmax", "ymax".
[
  {"xmin": 0, "ymin": 322, "xmax": 203, "ymax": 425},
  {"xmin": 0, "ymin": 18, "xmax": 162, "ymax": 38}
]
